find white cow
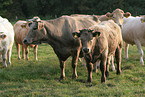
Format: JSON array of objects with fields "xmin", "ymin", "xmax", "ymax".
[
  {"xmin": 0, "ymin": 16, "xmax": 14, "ymax": 67},
  {"xmin": 122, "ymin": 16, "xmax": 145, "ymax": 65}
]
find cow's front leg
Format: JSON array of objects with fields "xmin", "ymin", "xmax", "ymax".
[
  {"xmin": 100, "ymin": 56, "xmax": 107, "ymax": 83},
  {"xmin": 2, "ymin": 50, "xmax": 7, "ymax": 67},
  {"xmin": 59, "ymin": 59, "xmax": 65, "ymax": 80},
  {"xmin": 34, "ymin": 45, "xmax": 38, "ymax": 60},
  {"xmin": 87, "ymin": 62, "xmax": 93, "ymax": 83}
]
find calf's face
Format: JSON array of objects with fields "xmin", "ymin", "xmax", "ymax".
[{"xmin": 72, "ymin": 29, "xmax": 100, "ymax": 54}]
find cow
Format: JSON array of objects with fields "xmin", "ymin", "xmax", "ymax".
[
  {"xmin": 122, "ymin": 16, "xmax": 145, "ymax": 65},
  {"xmin": 72, "ymin": 20, "xmax": 123, "ymax": 83},
  {"xmin": 0, "ymin": 16, "xmax": 14, "ymax": 67},
  {"xmin": 14, "ymin": 20, "xmax": 38, "ymax": 60},
  {"xmin": 23, "ymin": 16, "xmax": 100, "ymax": 80},
  {"xmin": 99, "ymin": 9, "xmax": 131, "ymax": 26},
  {"xmin": 95, "ymin": 9, "xmax": 131, "ymax": 72}
]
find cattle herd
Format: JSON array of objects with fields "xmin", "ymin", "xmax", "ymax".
[{"xmin": 0, "ymin": 8, "xmax": 145, "ymax": 83}]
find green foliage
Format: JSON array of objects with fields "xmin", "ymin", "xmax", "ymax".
[
  {"xmin": 0, "ymin": 35, "xmax": 145, "ymax": 96},
  {"xmin": 0, "ymin": 0, "xmax": 145, "ymax": 20}
]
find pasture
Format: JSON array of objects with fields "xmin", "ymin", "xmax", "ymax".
[{"xmin": 0, "ymin": 22, "xmax": 145, "ymax": 96}]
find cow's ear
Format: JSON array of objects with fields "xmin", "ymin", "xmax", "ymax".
[
  {"xmin": 140, "ymin": 18, "xmax": 145, "ymax": 23},
  {"xmin": 28, "ymin": 22, "xmax": 32, "ymax": 27},
  {"xmin": 93, "ymin": 31, "xmax": 101, "ymax": 38},
  {"xmin": 21, "ymin": 23, "xmax": 27, "ymax": 28},
  {"xmin": 72, "ymin": 32, "xmax": 80, "ymax": 39},
  {"xmin": 123, "ymin": 12, "xmax": 131, "ymax": 18},
  {"xmin": 106, "ymin": 12, "xmax": 113, "ymax": 18},
  {"xmin": 0, "ymin": 34, "xmax": 6, "ymax": 39},
  {"xmin": 38, "ymin": 22, "xmax": 44, "ymax": 29}
]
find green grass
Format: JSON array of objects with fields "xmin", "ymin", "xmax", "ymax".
[{"xmin": 0, "ymin": 42, "xmax": 145, "ymax": 96}]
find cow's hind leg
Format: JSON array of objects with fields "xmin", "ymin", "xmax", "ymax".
[
  {"xmin": 135, "ymin": 40, "xmax": 144, "ymax": 65},
  {"xmin": 115, "ymin": 45, "xmax": 122, "ymax": 75},
  {"xmin": 15, "ymin": 42, "xmax": 21, "ymax": 60},
  {"xmin": 22, "ymin": 45, "xmax": 25, "ymax": 59},
  {"xmin": 25, "ymin": 46, "xmax": 29, "ymax": 60}
]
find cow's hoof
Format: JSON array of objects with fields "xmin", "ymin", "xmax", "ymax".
[
  {"xmin": 105, "ymin": 71, "xmax": 109, "ymax": 78},
  {"xmin": 72, "ymin": 74, "xmax": 77, "ymax": 79},
  {"xmin": 59, "ymin": 76, "xmax": 65, "ymax": 81},
  {"xmin": 116, "ymin": 71, "xmax": 121, "ymax": 75},
  {"xmin": 18, "ymin": 57, "xmax": 21, "ymax": 60},
  {"xmin": 101, "ymin": 77, "xmax": 106, "ymax": 83}
]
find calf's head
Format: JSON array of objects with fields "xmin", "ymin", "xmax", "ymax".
[
  {"xmin": 23, "ymin": 19, "xmax": 46, "ymax": 45},
  {"xmin": 106, "ymin": 9, "xmax": 131, "ymax": 27},
  {"xmin": 72, "ymin": 29, "xmax": 100, "ymax": 54}
]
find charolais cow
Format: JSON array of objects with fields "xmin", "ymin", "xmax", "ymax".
[
  {"xmin": 72, "ymin": 20, "xmax": 123, "ymax": 83},
  {"xmin": 122, "ymin": 16, "xmax": 145, "ymax": 65},
  {"xmin": 99, "ymin": 8, "xmax": 131, "ymax": 26},
  {"xmin": 0, "ymin": 16, "xmax": 14, "ymax": 67},
  {"xmin": 14, "ymin": 20, "xmax": 38, "ymax": 60},
  {"xmin": 97, "ymin": 9, "xmax": 131, "ymax": 72},
  {"xmin": 23, "ymin": 16, "xmax": 100, "ymax": 80}
]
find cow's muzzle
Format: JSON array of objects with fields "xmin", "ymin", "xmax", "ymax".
[
  {"xmin": 82, "ymin": 48, "xmax": 89, "ymax": 53},
  {"xmin": 23, "ymin": 39, "xmax": 30, "ymax": 44}
]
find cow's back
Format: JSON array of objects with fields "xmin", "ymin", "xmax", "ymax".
[
  {"xmin": 44, "ymin": 16, "xmax": 99, "ymax": 45},
  {"xmin": 90, "ymin": 20, "xmax": 122, "ymax": 55},
  {"xmin": 14, "ymin": 20, "xmax": 30, "ymax": 45},
  {"xmin": 122, "ymin": 17, "xmax": 145, "ymax": 46}
]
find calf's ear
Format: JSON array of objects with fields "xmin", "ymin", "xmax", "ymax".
[
  {"xmin": 72, "ymin": 32, "xmax": 80, "ymax": 39},
  {"xmin": 93, "ymin": 31, "xmax": 101, "ymax": 38},
  {"xmin": 123, "ymin": 12, "xmax": 131, "ymax": 18}
]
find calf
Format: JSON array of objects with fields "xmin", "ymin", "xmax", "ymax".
[
  {"xmin": 0, "ymin": 16, "xmax": 14, "ymax": 67},
  {"xmin": 73, "ymin": 20, "xmax": 123, "ymax": 83},
  {"xmin": 14, "ymin": 20, "xmax": 38, "ymax": 60}
]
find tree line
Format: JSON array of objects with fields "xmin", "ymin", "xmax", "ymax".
[{"xmin": 1, "ymin": 0, "xmax": 145, "ymax": 21}]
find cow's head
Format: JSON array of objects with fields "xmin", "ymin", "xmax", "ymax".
[
  {"xmin": 106, "ymin": 9, "xmax": 131, "ymax": 27},
  {"xmin": 23, "ymin": 17, "xmax": 46, "ymax": 45},
  {"xmin": 0, "ymin": 32, "xmax": 6, "ymax": 39},
  {"xmin": 72, "ymin": 29, "xmax": 100, "ymax": 54}
]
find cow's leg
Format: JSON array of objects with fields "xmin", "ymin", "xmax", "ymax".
[
  {"xmin": 95, "ymin": 60, "xmax": 100, "ymax": 73},
  {"xmin": 22, "ymin": 45, "xmax": 25, "ymax": 59},
  {"xmin": 100, "ymin": 56, "xmax": 107, "ymax": 83},
  {"xmin": 33, "ymin": 45, "xmax": 38, "ymax": 60},
  {"xmin": 15, "ymin": 42, "xmax": 21, "ymax": 60},
  {"xmin": 0, "ymin": 52, "xmax": 2, "ymax": 62},
  {"xmin": 86, "ymin": 62, "xmax": 93, "ymax": 83},
  {"xmin": 25, "ymin": 46, "xmax": 29, "ymax": 60},
  {"xmin": 105, "ymin": 56, "xmax": 111, "ymax": 77},
  {"xmin": 135, "ymin": 40, "xmax": 144, "ymax": 65},
  {"xmin": 72, "ymin": 49, "xmax": 80, "ymax": 79},
  {"xmin": 124, "ymin": 42, "xmax": 129, "ymax": 60},
  {"xmin": 115, "ymin": 46, "xmax": 122, "ymax": 75},
  {"xmin": 59, "ymin": 59, "xmax": 65, "ymax": 80},
  {"xmin": 2, "ymin": 50, "xmax": 7, "ymax": 67},
  {"xmin": 110, "ymin": 56, "xmax": 115, "ymax": 71},
  {"xmin": 7, "ymin": 48, "xmax": 12, "ymax": 65}
]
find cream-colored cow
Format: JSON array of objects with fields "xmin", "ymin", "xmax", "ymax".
[{"xmin": 0, "ymin": 16, "xmax": 14, "ymax": 67}]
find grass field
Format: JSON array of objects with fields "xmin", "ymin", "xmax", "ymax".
[
  {"xmin": 0, "ymin": 21, "xmax": 145, "ymax": 96},
  {"xmin": 0, "ymin": 42, "xmax": 145, "ymax": 96}
]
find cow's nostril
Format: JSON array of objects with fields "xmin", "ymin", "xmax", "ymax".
[
  {"xmin": 83, "ymin": 48, "xmax": 89, "ymax": 53},
  {"xmin": 23, "ymin": 39, "xmax": 27, "ymax": 43}
]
